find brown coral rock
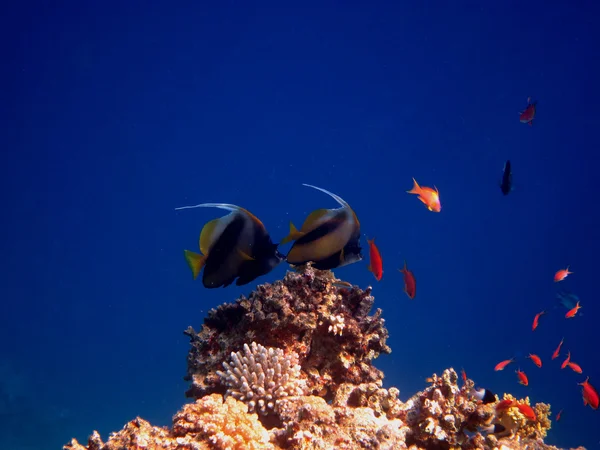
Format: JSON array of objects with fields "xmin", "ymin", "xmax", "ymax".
[
  {"xmin": 273, "ymin": 395, "xmax": 410, "ymax": 450},
  {"xmin": 184, "ymin": 265, "xmax": 391, "ymax": 403},
  {"xmin": 65, "ymin": 270, "xmax": 584, "ymax": 450}
]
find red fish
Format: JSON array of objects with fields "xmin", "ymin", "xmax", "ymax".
[
  {"xmin": 554, "ymin": 266, "xmax": 572, "ymax": 282},
  {"xmin": 398, "ymin": 261, "xmax": 416, "ymax": 299},
  {"xmin": 407, "ymin": 178, "xmax": 441, "ymax": 212},
  {"xmin": 532, "ymin": 310, "xmax": 545, "ymax": 331},
  {"xmin": 561, "ymin": 351, "xmax": 571, "ymax": 369},
  {"xmin": 519, "ymin": 97, "xmax": 537, "ymax": 126},
  {"xmin": 516, "ymin": 369, "xmax": 529, "ymax": 386},
  {"xmin": 565, "ymin": 301, "xmax": 581, "ymax": 318},
  {"xmin": 556, "ymin": 409, "xmax": 563, "ymax": 421},
  {"xmin": 567, "ymin": 362, "xmax": 583, "ymax": 374},
  {"xmin": 461, "ymin": 368, "xmax": 467, "ymax": 384},
  {"xmin": 495, "ymin": 358, "xmax": 514, "ymax": 371},
  {"xmin": 516, "ymin": 403, "xmax": 537, "ymax": 421},
  {"xmin": 528, "ymin": 354, "xmax": 542, "ymax": 368},
  {"xmin": 552, "ymin": 337, "xmax": 564, "ymax": 360},
  {"xmin": 579, "ymin": 377, "xmax": 599, "ymax": 410},
  {"xmin": 496, "ymin": 399, "xmax": 515, "ymax": 412},
  {"xmin": 367, "ymin": 238, "xmax": 383, "ymax": 281}
]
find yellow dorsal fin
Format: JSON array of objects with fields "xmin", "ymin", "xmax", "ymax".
[
  {"xmin": 301, "ymin": 208, "xmax": 330, "ymax": 231},
  {"xmin": 184, "ymin": 250, "xmax": 207, "ymax": 280},
  {"xmin": 280, "ymin": 221, "xmax": 304, "ymax": 245},
  {"xmin": 199, "ymin": 218, "xmax": 221, "ymax": 255}
]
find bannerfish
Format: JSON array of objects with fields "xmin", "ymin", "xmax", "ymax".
[
  {"xmin": 282, "ymin": 184, "xmax": 362, "ymax": 270},
  {"xmin": 176, "ymin": 203, "xmax": 284, "ymax": 288},
  {"xmin": 500, "ymin": 160, "xmax": 513, "ymax": 195}
]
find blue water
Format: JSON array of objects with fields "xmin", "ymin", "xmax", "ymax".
[{"xmin": 2, "ymin": 2, "xmax": 599, "ymax": 449}]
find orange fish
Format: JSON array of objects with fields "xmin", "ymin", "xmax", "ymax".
[
  {"xmin": 532, "ymin": 310, "xmax": 545, "ymax": 331},
  {"xmin": 519, "ymin": 97, "xmax": 537, "ymax": 126},
  {"xmin": 567, "ymin": 362, "xmax": 583, "ymax": 374},
  {"xmin": 528, "ymin": 354, "xmax": 542, "ymax": 368},
  {"xmin": 554, "ymin": 266, "xmax": 572, "ymax": 282},
  {"xmin": 495, "ymin": 358, "xmax": 514, "ymax": 371},
  {"xmin": 516, "ymin": 403, "xmax": 537, "ymax": 421},
  {"xmin": 516, "ymin": 369, "xmax": 529, "ymax": 386},
  {"xmin": 366, "ymin": 238, "xmax": 383, "ymax": 281},
  {"xmin": 407, "ymin": 178, "xmax": 441, "ymax": 212},
  {"xmin": 496, "ymin": 399, "xmax": 515, "ymax": 412},
  {"xmin": 552, "ymin": 337, "xmax": 564, "ymax": 360},
  {"xmin": 579, "ymin": 377, "xmax": 599, "ymax": 410},
  {"xmin": 565, "ymin": 301, "xmax": 581, "ymax": 318},
  {"xmin": 561, "ymin": 351, "xmax": 571, "ymax": 369},
  {"xmin": 398, "ymin": 261, "xmax": 416, "ymax": 299},
  {"xmin": 556, "ymin": 409, "xmax": 563, "ymax": 421},
  {"xmin": 461, "ymin": 368, "xmax": 467, "ymax": 384}
]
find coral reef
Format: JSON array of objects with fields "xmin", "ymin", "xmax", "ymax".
[{"xmin": 65, "ymin": 265, "xmax": 584, "ymax": 450}]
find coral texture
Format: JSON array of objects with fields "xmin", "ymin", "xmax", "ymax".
[
  {"xmin": 216, "ymin": 341, "xmax": 308, "ymax": 414},
  {"xmin": 65, "ymin": 265, "xmax": 584, "ymax": 450}
]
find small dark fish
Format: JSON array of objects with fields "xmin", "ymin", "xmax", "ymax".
[
  {"xmin": 470, "ymin": 387, "xmax": 496, "ymax": 404},
  {"xmin": 500, "ymin": 160, "xmax": 512, "ymax": 195},
  {"xmin": 480, "ymin": 423, "xmax": 506, "ymax": 434}
]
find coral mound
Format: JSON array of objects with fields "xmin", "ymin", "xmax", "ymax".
[{"xmin": 65, "ymin": 265, "xmax": 583, "ymax": 450}]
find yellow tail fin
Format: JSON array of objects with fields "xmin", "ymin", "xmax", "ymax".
[
  {"xmin": 280, "ymin": 221, "xmax": 304, "ymax": 245},
  {"xmin": 184, "ymin": 250, "xmax": 206, "ymax": 280}
]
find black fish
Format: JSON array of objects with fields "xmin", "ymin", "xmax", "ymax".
[
  {"xmin": 282, "ymin": 184, "xmax": 362, "ymax": 270},
  {"xmin": 500, "ymin": 160, "xmax": 513, "ymax": 195},
  {"xmin": 470, "ymin": 387, "xmax": 496, "ymax": 404},
  {"xmin": 177, "ymin": 203, "xmax": 283, "ymax": 288}
]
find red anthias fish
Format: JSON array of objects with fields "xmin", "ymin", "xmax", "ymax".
[
  {"xmin": 552, "ymin": 337, "xmax": 564, "ymax": 360},
  {"xmin": 516, "ymin": 403, "xmax": 537, "ymax": 421},
  {"xmin": 494, "ymin": 358, "xmax": 514, "ymax": 371},
  {"xmin": 398, "ymin": 261, "xmax": 416, "ymax": 299},
  {"xmin": 532, "ymin": 310, "xmax": 545, "ymax": 331},
  {"xmin": 367, "ymin": 238, "xmax": 383, "ymax": 281},
  {"xmin": 516, "ymin": 368, "xmax": 529, "ymax": 386},
  {"xmin": 579, "ymin": 377, "xmax": 599, "ymax": 410},
  {"xmin": 519, "ymin": 97, "xmax": 537, "ymax": 126}
]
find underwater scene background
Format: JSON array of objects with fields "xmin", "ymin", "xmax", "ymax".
[{"xmin": 2, "ymin": 1, "xmax": 599, "ymax": 449}]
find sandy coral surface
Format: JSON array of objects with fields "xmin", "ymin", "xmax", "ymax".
[{"xmin": 65, "ymin": 266, "xmax": 585, "ymax": 450}]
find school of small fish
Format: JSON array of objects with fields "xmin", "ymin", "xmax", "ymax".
[{"xmin": 176, "ymin": 98, "xmax": 597, "ymax": 434}]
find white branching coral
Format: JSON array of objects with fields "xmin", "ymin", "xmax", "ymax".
[
  {"xmin": 328, "ymin": 314, "xmax": 345, "ymax": 336},
  {"xmin": 216, "ymin": 342, "xmax": 307, "ymax": 414}
]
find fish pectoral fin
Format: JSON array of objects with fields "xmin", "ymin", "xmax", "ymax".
[
  {"xmin": 237, "ymin": 249, "xmax": 255, "ymax": 261},
  {"xmin": 184, "ymin": 250, "xmax": 207, "ymax": 280}
]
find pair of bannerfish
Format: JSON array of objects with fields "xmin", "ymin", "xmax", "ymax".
[{"xmin": 176, "ymin": 184, "xmax": 363, "ymax": 288}]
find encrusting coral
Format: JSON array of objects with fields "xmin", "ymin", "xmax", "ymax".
[{"xmin": 65, "ymin": 265, "xmax": 584, "ymax": 450}]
